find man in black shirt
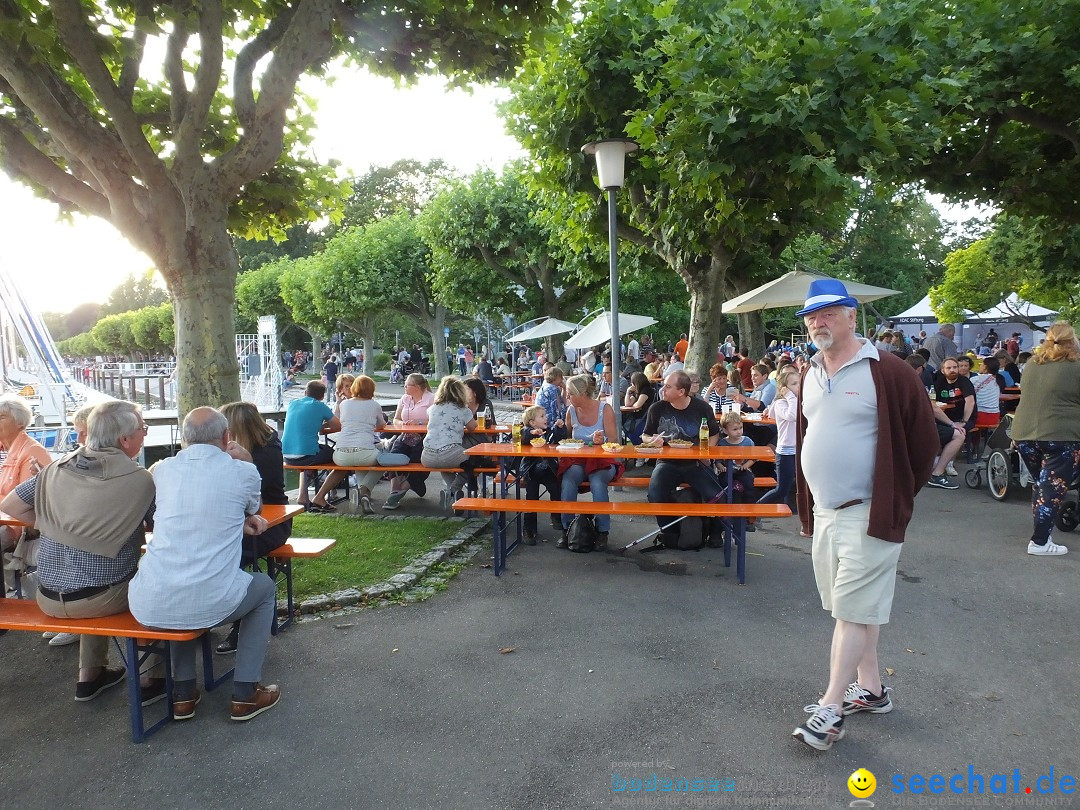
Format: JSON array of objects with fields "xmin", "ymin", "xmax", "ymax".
[
  {"xmin": 644, "ymin": 371, "xmax": 723, "ymax": 534},
  {"xmin": 926, "ymin": 357, "xmax": 973, "ymax": 490}
]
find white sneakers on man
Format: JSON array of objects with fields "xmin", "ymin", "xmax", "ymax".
[
  {"xmin": 1027, "ymin": 539, "xmax": 1068, "ymax": 556},
  {"xmin": 42, "ymin": 631, "xmax": 79, "ymax": 646}
]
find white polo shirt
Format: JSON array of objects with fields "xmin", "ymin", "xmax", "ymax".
[{"xmin": 801, "ymin": 339, "xmax": 879, "ymax": 509}]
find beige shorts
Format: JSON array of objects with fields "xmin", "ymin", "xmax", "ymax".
[{"xmin": 811, "ymin": 502, "xmax": 903, "ymax": 625}]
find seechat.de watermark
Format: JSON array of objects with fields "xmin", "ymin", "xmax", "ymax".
[{"xmin": 891, "ymin": 766, "xmax": 1076, "ymax": 798}]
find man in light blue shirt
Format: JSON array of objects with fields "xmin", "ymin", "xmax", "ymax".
[
  {"xmin": 129, "ymin": 407, "xmax": 282, "ymax": 722},
  {"xmin": 281, "ymin": 380, "xmax": 340, "ymax": 508}
]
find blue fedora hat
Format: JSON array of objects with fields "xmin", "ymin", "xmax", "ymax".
[{"xmin": 796, "ymin": 278, "xmax": 859, "ymax": 316}]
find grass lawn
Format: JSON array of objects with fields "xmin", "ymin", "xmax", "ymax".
[{"xmin": 287, "ymin": 515, "xmax": 465, "ymax": 600}]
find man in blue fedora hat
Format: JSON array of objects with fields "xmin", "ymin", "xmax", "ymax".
[{"xmin": 791, "ymin": 278, "xmax": 936, "ymax": 751}]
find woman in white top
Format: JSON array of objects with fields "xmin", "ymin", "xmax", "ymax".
[
  {"xmin": 311, "ymin": 375, "xmax": 409, "ymax": 514},
  {"xmin": 420, "ymin": 376, "xmax": 477, "ymax": 508}
]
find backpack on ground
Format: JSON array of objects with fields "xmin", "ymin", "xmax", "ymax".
[
  {"xmin": 656, "ymin": 488, "xmax": 713, "ymax": 551},
  {"xmin": 565, "ymin": 515, "xmax": 598, "ymax": 553}
]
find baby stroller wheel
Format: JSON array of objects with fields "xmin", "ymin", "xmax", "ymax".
[
  {"xmin": 964, "ymin": 468, "xmax": 982, "ymax": 489},
  {"xmin": 1056, "ymin": 502, "xmax": 1079, "ymax": 533},
  {"xmin": 987, "ymin": 450, "xmax": 1011, "ymax": 502}
]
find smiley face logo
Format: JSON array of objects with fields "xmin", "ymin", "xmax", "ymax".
[{"xmin": 848, "ymin": 768, "xmax": 876, "ymax": 798}]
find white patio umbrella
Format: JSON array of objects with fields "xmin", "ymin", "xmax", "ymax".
[
  {"xmin": 722, "ymin": 270, "xmax": 900, "ymax": 314},
  {"xmin": 564, "ymin": 311, "xmax": 658, "ymax": 349},
  {"xmin": 507, "ymin": 317, "xmax": 580, "ymax": 343}
]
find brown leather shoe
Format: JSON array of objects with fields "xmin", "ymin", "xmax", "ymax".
[
  {"xmin": 230, "ymin": 683, "xmax": 281, "ymax": 721},
  {"xmin": 173, "ymin": 690, "xmax": 201, "ymax": 721}
]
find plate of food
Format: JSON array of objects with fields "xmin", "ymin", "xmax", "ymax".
[
  {"xmin": 668, "ymin": 439, "xmax": 694, "ymax": 448},
  {"xmin": 557, "ymin": 439, "xmax": 586, "ymax": 451},
  {"xmin": 530, "ymin": 437, "xmax": 547, "ymax": 447},
  {"xmin": 601, "ymin": 442, "xmax": 623, "ymax": 453}
]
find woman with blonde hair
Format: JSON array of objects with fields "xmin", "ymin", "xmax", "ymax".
[
  {"xmin": 420, "ymin": 376, "xmax": 477, "ymax": 508},
  {"xmin": 556, "ymin": 374, "xmax": 619, "ymax": 550},
  {"xmin": 1010, "ymin": 321, "xmax": 1080, "ymax": 556},
  {"xmin": 334, "ymin": 374, "xmax": 356, "ymax": 407},
  {"xmin": 383, "ymin": 373, "xmax": 434, "ymax": 509}
]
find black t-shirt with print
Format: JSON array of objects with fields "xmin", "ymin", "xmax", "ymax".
[{"xmin": 933, "ymin": 373, "xmax": 975, "ymax": 426}]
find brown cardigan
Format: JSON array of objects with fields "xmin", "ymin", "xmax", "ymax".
[{"xmin": 795, "ymin": 349, "xmax": 936, "ymax": 543}]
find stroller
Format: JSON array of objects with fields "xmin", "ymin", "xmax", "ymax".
[{"xmin": 389, "ymin": 360, "xmax": 406, "ymax": 384}]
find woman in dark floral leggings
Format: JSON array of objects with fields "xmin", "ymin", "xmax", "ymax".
[{"xmin": 1009, "ymin": 321, "xmax": 1080, "ymax": 557}]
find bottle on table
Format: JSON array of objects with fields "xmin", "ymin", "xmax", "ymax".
[
  {"xmin": 699, "ymin": 418, "xmax": 709, "ymax": 452},
  {"xmin": 512, "ymin": 419, "xmax": 522, "ymax": 448}
]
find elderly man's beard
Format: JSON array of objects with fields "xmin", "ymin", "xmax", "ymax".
[{"xmin": 811, "ymin": 328, "xmax": 835, "ymax": 350}]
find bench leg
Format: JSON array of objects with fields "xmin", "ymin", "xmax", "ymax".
[
  {"xmin": 265, "ymin": 558, "xmax": 293, "ymax": 634},
  {"xmin": 123, "ymin": 637, "xmax": 175, "ymax": 744}
]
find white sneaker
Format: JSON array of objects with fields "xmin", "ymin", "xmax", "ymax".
[
  {"xmin": 1028, "ymin": 539, "xmax": 1068, "ymax": 556},
  {"xmin": 946, "ymin": 462, "xmax": 958, "ymax": 477},
  {"xmin": 48, "ymin": 632, "xmax": 80, "ymax": 647},
  {"xmin": 42, "ymin": 631, "xmax": 58, "ymax": 640}
]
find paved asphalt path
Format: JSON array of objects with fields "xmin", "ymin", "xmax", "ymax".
[{"xmin": 2, "ymin": 386, "xmax": 1077, "ymax": 808}]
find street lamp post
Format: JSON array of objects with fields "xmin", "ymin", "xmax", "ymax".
[{"xmin": 581, "ymin": 138, "xmax": 638, "ymax": 439}]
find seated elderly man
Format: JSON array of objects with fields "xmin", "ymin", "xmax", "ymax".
[
  {"xmin": 644, "ymin": 371, "xmax": 724, "ymax": 540},
  {"xmin": 128, "ymin": 407, "xmax": 282, "ymax": 722},
  {"xmin": 0, "ymin": 401, "xmax": 161, "ymax": 702}
]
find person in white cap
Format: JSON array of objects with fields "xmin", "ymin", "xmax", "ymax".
[{"xmin": 791, "ymin": 278, "xmax": 936, "ymax": 751}]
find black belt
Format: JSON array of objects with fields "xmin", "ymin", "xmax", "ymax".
[
  {"xmin": 38, "ymin": 584, "xmax": 111, "ymax": 602},
  {"xmin": 836, "ymin": 498, "xmax": 865, "ymax": 510}
]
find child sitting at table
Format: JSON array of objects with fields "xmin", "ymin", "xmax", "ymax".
[
  {"xmin": 519, "ymin": 405, "xmax": 563, "ymax": 544},
  {"xmin": 719, "ymin": 411, "xmax": 757, "ymax": 504}
]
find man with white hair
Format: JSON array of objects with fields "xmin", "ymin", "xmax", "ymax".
[
  {"xmin": 129, "ymin": 406, "xmax": 282, "ymax": 723},
  {"xmin": 791, "ymin": 279, "xmax": 936, "ymax": 751},
  {"xmin": 922, "ymin": 324, "xmax": 959, "ymax": 372}
]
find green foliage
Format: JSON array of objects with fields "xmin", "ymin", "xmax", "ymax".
[
  {"xmin": 100, "ymin": 271, "xmax": 168, "ymax": 316},
  {"xmin": 129, "ymin": 302, "xmax": 175, "ymax": 354},
  {"xmin": 90, "ymin": 311, "xmax": 137, "ymax": 356},
  {"xmin": 234, "ymin": 224, "xmax": 323, "ymax": 274},
  {"xmin": 338, "ymin": 159, "xmax": 458, "ymax": 231},
  {"xmin": 371, "ymin": 352, "xmax": 392, "ymax": 371},
  {"xmin": 420, "ymin": 161, "xmax": 605, "ymax": 319},
  {"xmin": 235, "ymin": 259, "xmax": 297, "ymax": 334},
  {"xmin": 932, "ymin": 215, "xmax": 1080, "ymax": 323}
]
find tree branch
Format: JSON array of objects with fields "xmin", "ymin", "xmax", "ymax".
[
  {"xmin": 233, "ymin": 8, "xmax": 297, "ymax": 130},
  {"xmin": 174, "ymin": 0, "xmax": 223, "ymax": 171},
  {"xmin": 50, "ymin": 0, "xmax": 168, "ymax": 188},
  {"xmin": 164, "ymin": 13, "xmax": 191, "ymax": 132},
  {"xmin": 963, "ymin": 114, "xmax": 1004, "ymax": 173},
  {"xmin": 0, "ymin": 119, "xmax": 111, "ymax": 218},
  {"xmin": 118, "ymin": 1, "xmax": 155, "ymax": 102},
  {"xmin": 217, "ymin": 0, "xmax": 335, "ymax": 195},
  {"xmin": 1006, "ymin": 104, "xmax": 1080, "ymax": 155}
]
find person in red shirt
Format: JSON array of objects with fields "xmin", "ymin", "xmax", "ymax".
[{"xmin": 735, "ymin": 349, "xmax": 754, "ymax": 390}]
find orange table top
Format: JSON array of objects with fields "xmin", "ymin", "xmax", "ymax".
[{"xmin": 463, "ymin": 442, "xmax": 775, "ymax": 461}]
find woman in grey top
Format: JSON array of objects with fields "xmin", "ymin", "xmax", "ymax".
[
  {"xmin": 1010, "ymin": 322, "xmax": 1080, "ymax": 556},
  {"xmin": 421, "ymin": 376, "xmax": 477, "ymax": 508}
]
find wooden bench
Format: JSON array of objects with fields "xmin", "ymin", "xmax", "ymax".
[
  {"xmin": 452, "ymin": 497, "xmax": 792, "ymax": 584},
  {"xmin": 264, "ymin": 537, "xmax": 336, "ymax": 633},
  {"xmin": 495, "ymin": 472, "xmax": 778, "ymax": 490},
  {"xmin": 285, "ymin": 463, "xmax": 499, "ymax": 504},
  {"xmin": 0, "ymin": 598, "xmax": 231, "ymax": 743}
]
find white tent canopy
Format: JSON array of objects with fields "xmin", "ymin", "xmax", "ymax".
[
  {"xmin": 564, "ymin": 311, "xmax": 657, "ymax": 350},
  {"xmin": 506, "ymin": 317, "xmax": 580, "ymax": 343},
  {"xmin": 889, "ymin": 294, "xmax": 936, "ymax": 324},
  {"xmin": 722, "ymin": 270, "xmax": 900, "ymax": 314},
  {"xmin": 968, "ymin": 293, "xmax": 1058, "ymax": 324}
]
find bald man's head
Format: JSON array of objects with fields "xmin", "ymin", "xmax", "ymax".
[{"xmin": 182, "ymin": 406, "xmax": 228, "ymax": 448}]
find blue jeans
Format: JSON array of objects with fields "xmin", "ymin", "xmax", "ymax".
[
  {"xmin": 758, "ymin": 453, "xmax": 796, "ymax": 505},
  {"xmin": 560, "ymin": 463, "xmax": 617, "ymax": 532},
  {"xmin": 647, "ymin": 461, "xmax": 724, "ymax": 531}
]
